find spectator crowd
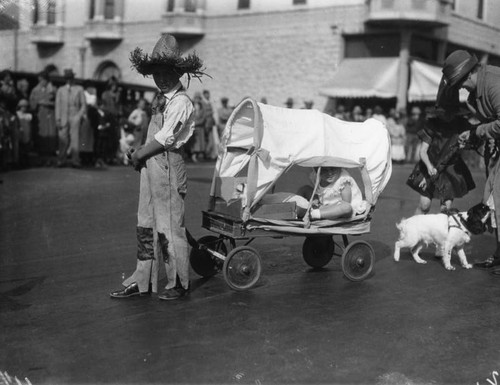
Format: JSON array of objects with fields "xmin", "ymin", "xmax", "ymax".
[
  {"xmin": 0, "ymin": 68, "xmax": 234, "ymax": 171},
  {"xmin": 0, "ymin": 66, "xmax": 483, "ymax": 172}
]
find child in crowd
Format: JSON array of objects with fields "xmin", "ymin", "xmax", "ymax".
[
  {"xmin": 16, "ymin": 99, "xmax": 33, "ymax": 167},
  {"xmin": 94, "ymin": 102, "xmax": 114, "ymax": 168},
  {"xmin": 127, "ymin": 98, "xmax": 149, "ymax": 147},
  {"xmin": 118, "ymin": 119, "xmax": 136, "ymax": 165}
]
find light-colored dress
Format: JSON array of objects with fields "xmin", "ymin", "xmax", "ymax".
[{"xmin": 315, "ymin": 170, "xmax": 367, "ymax": 216}]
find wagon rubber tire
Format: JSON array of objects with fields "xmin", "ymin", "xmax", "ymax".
[
  {"xmin": 189, "ymin": 235, "xmax": 227, "ymax": 278},
  {"xmin": 302, "ymin": 236, "xmax": 335, "ymax": 268},
  {"xmin": 223, "ymin": 246, "xmax": 262, "ymax": 291},
  {"xmin": 341, "ymin": 240, "xmax": 374, "ymax": 281}
]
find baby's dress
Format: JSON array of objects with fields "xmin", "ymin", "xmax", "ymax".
[{"xmin": 316, "ymin": 170, "xmax": 367, "ymax": 217}]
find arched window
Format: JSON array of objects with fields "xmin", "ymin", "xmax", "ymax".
[{"xmin": 94, "ymin": 61, "xmax": 121, "ymax": 82}]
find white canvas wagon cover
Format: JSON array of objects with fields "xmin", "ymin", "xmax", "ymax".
[{"xmin": 211, "ymin": 98, "xmax": 392, "ymax": 221}]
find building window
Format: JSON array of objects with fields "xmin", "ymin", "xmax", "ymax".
[
  {"xmin": 410, "ymin": 35, "xmax": 438, "ymax": 62},
  {"xmin": 185, "ymin": 0, "xmax": 196, "ymax": 12},
  {"xmin": 238, "ymin": 0, "xmax": 250, "ymax": 10},
  {"xmin": 33, "ymin": 0, "xmax": 39, "ymax": 24},
  {"xmin": 477, "ymin": 0, "xmax": 484, "ymax": 19},
  {"xmin": 47, "ymin": 0, "xmax": 56, "ymax": 25},
  {"xmin": 344, "ymin": 34, "xmax": 401, "ymax": 58},
  {"xmin": 104, "ymin": 0, "xmax": 115, "ymax": 20},
  {"xmin": 89, "ymin": 0, "xmax": 96, "ymax": 20},
  {"xmin": 293, "ymin": 0, "xmax": 306, "ymax": 4},
  {"xmin": 167, "ymin": 0, "xmax": 175, "ymax": 12}
]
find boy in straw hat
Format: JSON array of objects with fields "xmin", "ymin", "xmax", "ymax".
[{"xmin": 110, "ymin": 34, "xmax": 207, "ymax": 300}]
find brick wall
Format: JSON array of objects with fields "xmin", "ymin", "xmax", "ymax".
[{"xmin": 186, "ymin": 5, "xmax": 365, "ymax": 111}]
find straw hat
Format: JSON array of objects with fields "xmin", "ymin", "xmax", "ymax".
[
  {"xmin": 442, "ymin": 50, "xmax": 478, "ymax": 87},
  {"xmin": 130, "ymin": 34, "xmax": 207, "ymax": 81}
]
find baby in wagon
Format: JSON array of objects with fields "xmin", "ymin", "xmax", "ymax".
[
  {"xmin": 260, "ymin": 166, "xmax": 367, "ymax": 221},
  {"xmin": 293, "ymin": 167, "xmax": 367, "ymax": 220}
]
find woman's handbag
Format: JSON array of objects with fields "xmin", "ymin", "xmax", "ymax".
[{"xmin": 406, "ymin": 142, "xmax": 461, "ymax": 195}]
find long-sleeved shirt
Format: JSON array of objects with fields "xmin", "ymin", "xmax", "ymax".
[{"xmin": 153, "ymin": 82, "xmax": 194, "ymax": 149}]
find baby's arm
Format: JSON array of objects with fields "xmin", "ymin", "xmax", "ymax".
[{"xmin": 311, "ymin": 182, "xmax": 353, "ymax": 220}]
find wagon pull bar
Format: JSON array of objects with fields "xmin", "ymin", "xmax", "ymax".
[{"xmin": 185, "ymin": 229, "xmax": 226, "ymax": 261}]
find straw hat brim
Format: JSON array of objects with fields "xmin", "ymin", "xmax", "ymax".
[{"xmin": 129, "ymin": 47, "xmax": 206, "ymax": 78}]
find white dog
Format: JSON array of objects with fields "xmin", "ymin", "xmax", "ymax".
[{"xmin": 394, "ymin": 204, "xmax": 491, "ymax": 271}]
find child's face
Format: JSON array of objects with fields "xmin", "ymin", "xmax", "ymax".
[
  {"xmin": 153, "ymin": 70, "xmax": 180, "ymax": 93},
  {"xmin": 320, "ymin": 167, "xmax": 340, "ymax": 184}
]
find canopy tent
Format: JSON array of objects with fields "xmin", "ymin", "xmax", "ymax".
[
  {"xmin": 408, "ymin": 59, "xmax": 469, "ymax": 102},
  {"xmin": 319, "ymin": 58, "xmax": 400, "ymax": 99},
  {"xmin": 320, "ymin": 57, "xmax": 468, "ymax": 103}
]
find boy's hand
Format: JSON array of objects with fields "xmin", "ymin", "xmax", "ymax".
[{"xmin": 128, "ymin": 147, "xmax": 145, "ymax": 172}]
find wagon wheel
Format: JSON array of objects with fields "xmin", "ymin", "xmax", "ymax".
[
  {"xmin": 223, "ymin": 246, "xmax": 262, "ymax": 291},
  {"xmin": 302, "ymin": 236, "xmax": 335, "ymax": 268},
  {"xmin": 341, "ymin": 240, "xmax": 374, "ymax": 282},
  {"xmin": 190, "ymin": 235, "xmax": 227, "ymax": 278}
]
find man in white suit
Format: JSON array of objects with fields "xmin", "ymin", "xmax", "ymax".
[{"xmin": 55, "ymin": 69, "xmax": 86, "ymax": 167}]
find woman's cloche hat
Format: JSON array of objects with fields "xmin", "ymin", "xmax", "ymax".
[
  {"xmin": 130, "ymin": 34, "xmax": 207, "ymax": 82},
  {"xmin": 442, "ymin": 50, "xmax": 478, "ymax": 88}
]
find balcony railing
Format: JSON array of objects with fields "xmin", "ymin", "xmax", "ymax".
[
  {"xmin": 162, "ymin": 11, "xmax": 205, "ymax": 37},
  {"xmin": 367, "ymin": 0, "xmax": 451, "ymax": 27},
  {"xmin": 30, "ymin": 24, "xmax": 64, "ymax": 46},
  {"xmin": 84, "ymin": 20, "xmax": 123, "ymax": 43}
]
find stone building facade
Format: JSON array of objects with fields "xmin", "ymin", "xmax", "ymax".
[{"xmin": 0, "ymin": 0, "xmax": 499, "ymax": 111}]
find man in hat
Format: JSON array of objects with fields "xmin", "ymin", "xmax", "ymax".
[
  {"xmin": 55, "ymin": 68, "xmax": 86, "ymax": 167},
  {"xmin": 110, "ymin": 33, "xmax": 207, "ymax": 300},
  {"xmin": 440, "ymin": 49, "xmax": 500, "ymax": 270}
]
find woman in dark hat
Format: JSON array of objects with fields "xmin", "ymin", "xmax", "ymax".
[
  {"xmin": 440, "ymin": 50, "xmax": 500, "ymax": 271},
  {"xmin": 110, "ymin": 34, "xmax": 207, "ymax": 300}
]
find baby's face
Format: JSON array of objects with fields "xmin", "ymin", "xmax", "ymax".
[{"xmin": 320, "ymin": 167, "xmax": 340, "ymax": 184}]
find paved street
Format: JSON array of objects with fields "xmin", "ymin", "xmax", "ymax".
[{"xmin": 1, "ymin": 162, "xmax": 500, "ymax": 385}]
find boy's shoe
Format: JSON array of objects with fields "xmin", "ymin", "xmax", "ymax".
[
  {"xmin": 110, "ymin": 282, "xmax": 149, "ymax": 299},
  {"xmin": 158, "ymin": 286, "xmax": 189, "ymax": 301}
]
